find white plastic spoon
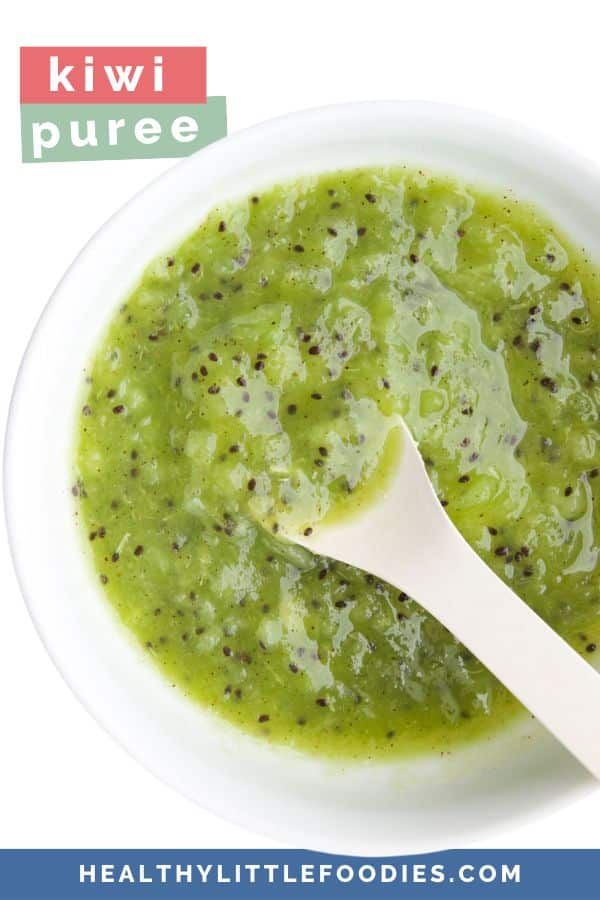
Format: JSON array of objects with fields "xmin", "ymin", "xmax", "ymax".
[{"xmin": 280, "ymin": 419, "xmax": 600, "ymax": 780}]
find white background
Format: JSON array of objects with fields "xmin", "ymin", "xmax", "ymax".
[{"xmin": 2, "ymin": 0, "xmax": 600, "ymax": 850}]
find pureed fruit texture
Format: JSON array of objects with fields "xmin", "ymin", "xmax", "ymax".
[{"xmin": 75, "ymin": 168, "xmax": 600, "ymax": 759}]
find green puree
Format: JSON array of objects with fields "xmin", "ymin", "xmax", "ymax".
[{"xmin": 75, "ymin": 168, "xmax": 600, "ymax": 759}]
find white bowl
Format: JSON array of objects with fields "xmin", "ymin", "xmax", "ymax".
[{"xmin": 5, "ymin": 101, "xmax": 599, "ymax": 856}]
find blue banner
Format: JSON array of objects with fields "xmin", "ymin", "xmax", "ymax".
[{"xmin": 0, "ymin": 849, "xmax": 597, "ymax": 899}]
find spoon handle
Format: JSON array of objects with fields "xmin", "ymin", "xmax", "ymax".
[{"xmin": 397, "ymin": 528, "xmax": 600, "ymax": 781}]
